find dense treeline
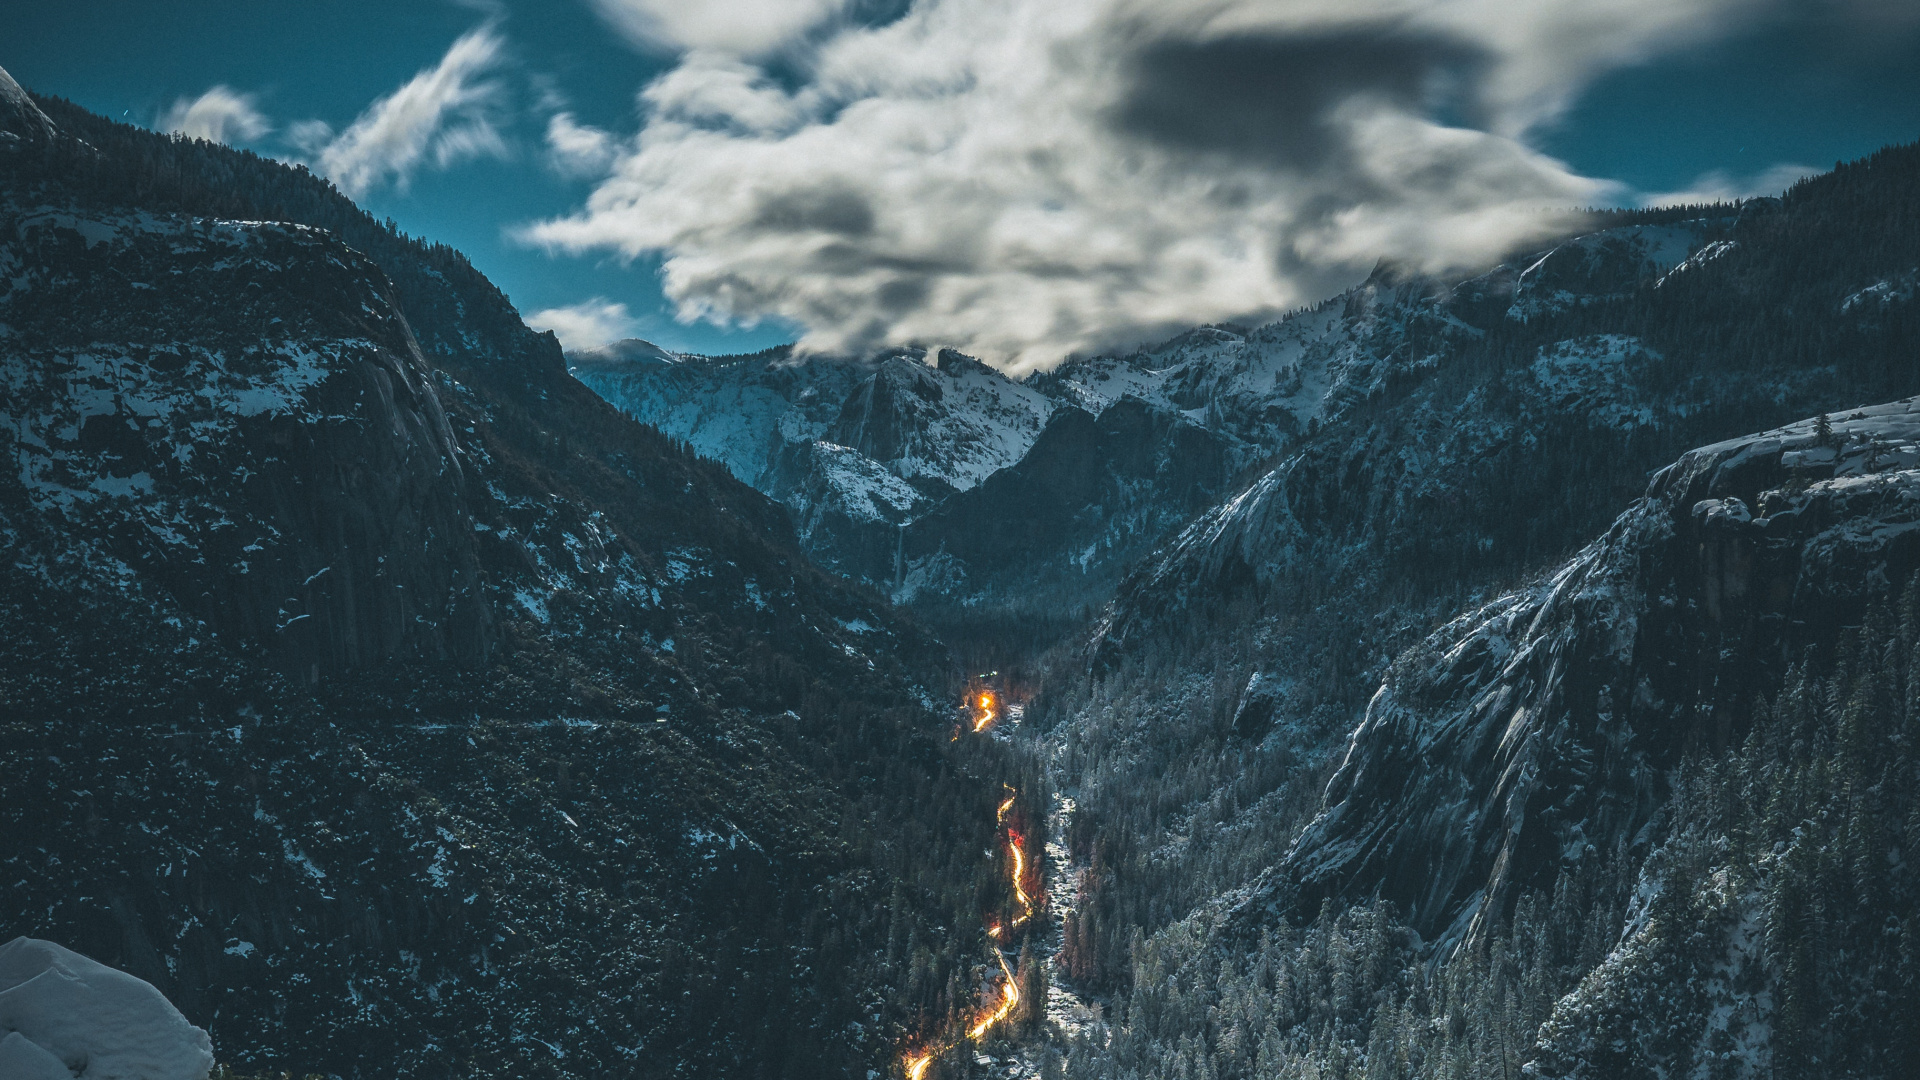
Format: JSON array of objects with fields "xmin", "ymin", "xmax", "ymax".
[
  {"xmin": 1044, "ymin": 580, "xmax": 1920, "ymax": 1079},
  {"xmin": 1056, "ymin": 861, "xmax": 1626, "ymax": 1080},
  {"xmin": 1533, "ymin": 584, "xmax": 1920, "ymax": 1078}
]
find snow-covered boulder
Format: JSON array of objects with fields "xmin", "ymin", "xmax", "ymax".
[{"xmin": 0, "ymin": 938, "xmax": 213, "ymax": 1080}]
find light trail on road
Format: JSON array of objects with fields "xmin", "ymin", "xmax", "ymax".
[{"xmin": 899, "ymin": 693, "xmax": 1039, "ymax": 1077}]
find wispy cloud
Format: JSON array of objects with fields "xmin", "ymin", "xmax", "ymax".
[
  {"xmin": 545, "ymin": 112, "xmax": 619, "ymax": 177},
  {"xmin": 589, "ymin": 0, "xmax": 850, "ymax": 56},
  {"xmin": 160, "ymin": 86, "xmax": 270, "ymax": 145},
  {"xmin": 309, "ymin": 26, "xmax": 511, "ymax": 198},
  {"xmin": 1640, "ymin": 162, "xmax": 1819, "ymax": 207},
  {"xmin": 528, "ymin": 0, "xmax": 1781, "ymax": 372},
  {"xmin": 524, "ymin": 297, "xmax": 638, "ymax": 351}
]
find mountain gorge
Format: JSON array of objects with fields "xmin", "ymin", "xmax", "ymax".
[
  {"xmin": 573, "ymin": 213, "xmax": 1767, "ymax": 638},
  {"xmin": 498, "ymin": 140, "xmax": 1920, "ymax": 1078},
  {"xmin": 6, "ymin": 45, "xmax": 1920, "ymax": 1080}
]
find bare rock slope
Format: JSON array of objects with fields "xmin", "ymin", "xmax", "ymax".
[{"xmin": 1276, "ymin": 398, "xmax": 1920, "ymax": 945}]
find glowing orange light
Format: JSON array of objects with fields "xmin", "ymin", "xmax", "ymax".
[
  {"xmin": 966, "ymin": 950, "xmax": 1020, "ymax": 1040},
  {"xmin": 972, "ymin": 692, "xmax": 998, "ymax": 732},
  {"xmin": 897, "ymin": 763, "xmax": 1039, "ymax": 1072},
  {"xmin": 1008, "ymin": 832, "xmax": 1034, "ymax": 927}
]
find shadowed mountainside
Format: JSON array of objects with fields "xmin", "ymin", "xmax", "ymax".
[{"xmin": 0, "ymin": 67, "xmax": 1010, "ymax": 1080}]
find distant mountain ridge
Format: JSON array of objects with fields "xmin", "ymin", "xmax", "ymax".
[{"xmin": 574, "ymin": 213, "xmax": 1733, "ymax": 624}]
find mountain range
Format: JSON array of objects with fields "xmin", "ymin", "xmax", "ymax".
[
  {"xmin": 6, "ymin": 55, "xmax": 1920, "ymax": 1080},
  {"xmin": 573, "ymin": 211, "xmax": 1800, "ymax": 630}
]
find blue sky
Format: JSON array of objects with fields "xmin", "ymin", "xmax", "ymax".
[{"xmin": 5, "ymin": 1, "xmax": 1917, "ymax": 363}]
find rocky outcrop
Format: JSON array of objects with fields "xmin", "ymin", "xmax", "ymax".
[
  {"xmin": 1273, "ymin": 399, "xmax": 1920, "ymax": 945},
  {"xmin": 828, "ymin": 354, "xmax": 953, "ymax": 470},
  {"xmin": 0, "ymin": 66, "xmax": 58, "ymax": 148},
  {"xmin": 765, "ymin": 437, "xmax": 928, "ymax": 577},
  {"xmin": 1, "ymin": 207, "xmax": 492, "ymax": 679},
  {"xmin": 1506, "ymin": 223, "xmax": 1708, "ymax": 321}
]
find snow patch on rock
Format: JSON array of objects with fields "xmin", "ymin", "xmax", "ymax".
[
  {"xmin": 1841, "ymin": 269, "xmax": 1919, "ymax": 313},
  {"xmin": 1532, "ymin": 334, "xmax": 1659, "ymax": 430},
  {"xmin": 0, "ymin": 937, "xmax": 214, "ymax": 1080}
]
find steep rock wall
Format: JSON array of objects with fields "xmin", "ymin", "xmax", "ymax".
[
  {"xmin": 1273, "ymin": 399, "xmax": 1920, "ymax": 944},
  {"xmin": 0, "ymin": 207, "xmax": 491, "ymax": 678}
]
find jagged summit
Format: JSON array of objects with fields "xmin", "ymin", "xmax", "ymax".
[{"xmin": 0, "ymin": 63, "xmax": 59, "ymax": 147}]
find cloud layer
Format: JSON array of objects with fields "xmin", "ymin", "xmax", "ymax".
[
  {"xmin": 1641, "ymin": 162, "xmax": 1819, "ymax": 207},
  {"xmin": 309, "ymin": 26, "xmax": 511, "ymax": 198},
  {"xmin": 161, "ymin": 86, "xmax": 270, "ymax": 144},
  {"xmin": 588, "ymin": 0, "xmax": 851, "ymax": 55},
  {"xmin": 524, "ymin": 0, "xmax": 1772, "ymax": 371},
  {"xmin": 545, "ymin": 112, "xmax": 620, "ymax": 177},
  {"xmin": 524, "ymin": 297, "xmax": 639, "ymax": 350}
]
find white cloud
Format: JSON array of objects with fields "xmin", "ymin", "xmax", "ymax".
[
  {"xmin": 525, "ymin": 0, "xmax": 1783, "ymax": 372},
  {"xmin": 545, "ymin": 112, "xmax": 619, "ymax": 177},
  {"xmin": 310, "ymin": 26, "xmax": 511, "ymax": 197},
  {"xmin": 286, "ymin": 119, "xmax": 336, "ymax": 156},
  {"xmin": 589, "ymin": 0, "xmax": 849, "ymax": 55},
  {"xmin": 525, "ymin": 297, "xmax": 639, "ymax": 350},
  {"xmin": 1640, "ymin": 162, "xmax": 1820, "ymax": 207},
  {"xmin": 641, "ymin": 51, "xmax": 809, "ymax": 134},
  {"xmin": 160, "ymin": 86, "xmax": 270, "ymax": 145}
]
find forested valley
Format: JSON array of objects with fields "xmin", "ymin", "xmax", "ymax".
[{"xmin": 921, "ymin": 143, "xmax": 1920, "ymax": 1080}]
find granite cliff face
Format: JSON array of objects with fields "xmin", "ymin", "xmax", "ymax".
[
  {"xmin": 899, "ymin": 398, "xmax": 1231, "ymax": 609},
  {"xmin": 1277, "ymin": 400, "xmax": 1920, "ymax": 945},
  {"xmin": 2, "ymin": 207, "xmax": 491, "ymax": 680},
  {"xmin": 0, "ymin": 67, "xmax": 57, "ymax": 149}
]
